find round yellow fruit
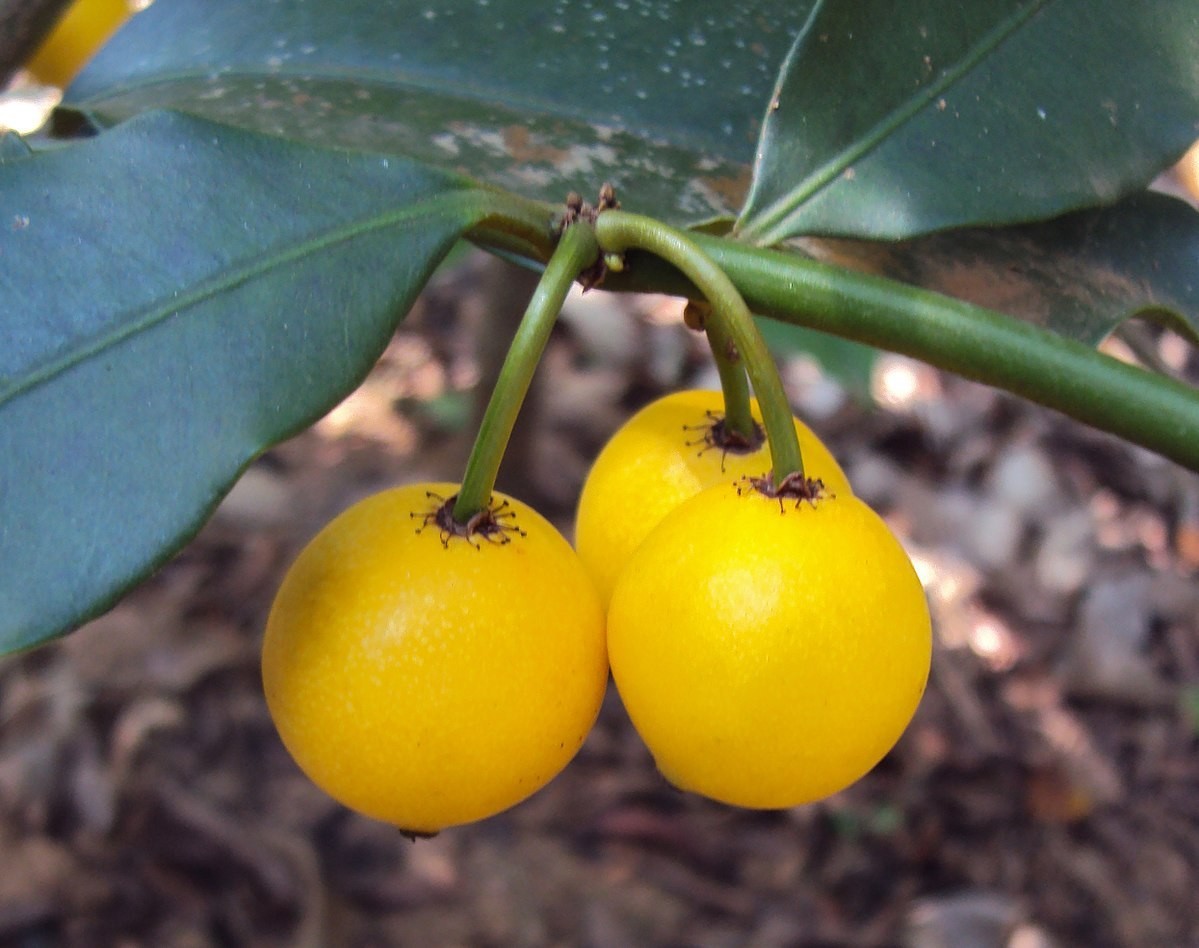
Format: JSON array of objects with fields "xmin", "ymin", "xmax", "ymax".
[
  {"xmin": 26, "ymin": 0, "xmax": 131, "ymax": 88},
  {"xmin": 607, "ymin": 483, "xmax": 931, "ymax": 809},
  {"xmin": 575, "ymin": 389, "xmax": 851, "ymax": 607},
  {"xmin": 262, "ymin": 483, "xmax": 608, "ymax": 834}
]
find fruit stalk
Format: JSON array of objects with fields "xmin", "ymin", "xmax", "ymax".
[
  {"xmin": 594, "ymin": 210, "xmax": 803, "ymax": 482},
  {"xmin": 683, "ymin": 300, "xmax": 757, "ymax": 443},
  {"xmin": 601, "ymin": 231, "xmax": 1199, "ymax": 474},
  {"xmin": 453, "ymin": 221, "xmax": 600, "ymax": 521}
]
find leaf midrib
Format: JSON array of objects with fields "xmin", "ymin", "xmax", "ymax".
[
  {"xmin": 1, "ymin": 189, "xmax": 479, "ymax": 407},
  {"xmin": 739, "ymin": 0, "xmax": 1052, "ymax": 244}
]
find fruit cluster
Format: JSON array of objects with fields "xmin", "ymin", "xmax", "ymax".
[
  {"xmin": 262, "ymin": 387, "xmax": 931, "ymax": 834},
  {"xmin": 580, "ymin": 391, "xmax": 931, "ymax": 808},
  {"xmin": 263, "ymin": 200, "xmax": 930, "ymax": 834}
]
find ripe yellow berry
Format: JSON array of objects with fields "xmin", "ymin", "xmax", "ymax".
[
  {"xmin": 262, "ymin": 483, "xmax": 608, "ymax": 834},
  {"xmin": 575, "ymin": 389, "xmax": 851, "ymax": 607},
  {"xmin": 607, "ymin": 483, "xmax": 930, "ymax": 809}
]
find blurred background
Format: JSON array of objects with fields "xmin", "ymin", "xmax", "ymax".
[
  {"xmin": 0, "ymin": 247, "xmax": 1197, "ymax": 946},
  {"xmin": 4, "ymin": 16, "xmax": 1199, "ymax": 945}
]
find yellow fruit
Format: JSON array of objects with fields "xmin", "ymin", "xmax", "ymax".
[
  {"xmin": 26, "ymin": 0, "xmax": 131, "ymax": 88},
  {"xmin": 575, "ymin": 389, "xmax": 851, "ymax": 607},
  {"xmin": 607, "ymin": 483, "xmax": 931, "ymax": 809},
  {"xmin": 262, "ymin": 483, "xmax": 608, "ymax": 834}
]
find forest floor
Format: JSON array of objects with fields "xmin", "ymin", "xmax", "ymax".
[{"xmin": 2, "ymin": 253, "xmax": 1198, "ymax": 948}]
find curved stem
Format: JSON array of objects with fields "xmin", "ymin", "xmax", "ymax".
[
  {"xmin": 703, "ymin": 237, "xmax": 1199, "ymax": 472},
  {"xmin": 684, "ymin": 301, "xmax": 756, "ymax": 442},
  {"xmin": 601, "ymin": 233, "xmax": 1199, "ymax": 473},
  {"xmin": 466, "ymin": 202, "xmax": 1199, "ymax": 472},
  {"xmin": 595, "ymin": 210, "xmax": 803, "ymax": 482},
  {"xmin": 453, "ymin": 221, "xmax": 599, "ymax": 521}
]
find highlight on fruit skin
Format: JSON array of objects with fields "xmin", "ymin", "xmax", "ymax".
[
  {"xmin": 574, "ymin": 388, "xmax": 852, "ymax": 607},
  {"xmin": 606, "ymin": 481, "xmax": 931, "ymax": 810},
  {"xmin": 261, "ymin": 482, "xmax": 608, "ymax": 835}
]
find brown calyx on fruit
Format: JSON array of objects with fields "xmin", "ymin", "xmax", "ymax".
[
  {"xmin": 412, "ymin": 492, "xmax": 527, "ymax": 549},
  {"xmin": 685, "ymin": 411, "xmax": 766, "ymax": 471},
  {"xmin": 737, "ymin": 471, "xmax": 827, "ymax": 512}
]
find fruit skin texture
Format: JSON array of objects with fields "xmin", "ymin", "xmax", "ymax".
[
  {"xmin": 262, "ymin": 483, "xmax": 608, "ymax": 834},
  {"xmin": 607, "ymin": 484, "xmax": 931, "ymax": 809},
  {"xmin": 575, "ymin": 389, "xmax": 851, "ymax": 607}
]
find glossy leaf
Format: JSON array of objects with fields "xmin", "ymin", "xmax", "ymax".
[
  {"xmin": 64, "ymin": 0, "xmax": 816, "ymax": 225},
  {"xmin": 0, "ymin": 110, "xmax": 490, "ymax": 653},
  {"xmin": 738, "ymin": 1, "xmax": 1199, "ymax": 242},
  {"xmin": 801, "ymin": 191, "xmax": 1199, "ymax": 346}
]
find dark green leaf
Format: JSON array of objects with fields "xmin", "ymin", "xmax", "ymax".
[
  {"xmin": 799, "ymin": 191, "xmax": 1199, "ymax": 346},
  {"xmin": 738, "ymin": 1, "xmax": 1199, "ymax": 242},
  {"xmin": 0, "ymin": 110, "xmax": 487, "ymax": 653},
  {"xmin": 64, "ymin": 0, "xmax": 816, "ymax": 226}
]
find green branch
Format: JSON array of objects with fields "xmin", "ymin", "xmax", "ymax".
[
  {"xmin": 606, "ymin": 233, "xmax": 1199, "ymax": 473},
  {"xmin": 466, "ymin": 198, "xmax": 1199, "ymax": 473},
  {"xmin": 465, "ymin": 191, "xmax": 559, "ymax": 264}
]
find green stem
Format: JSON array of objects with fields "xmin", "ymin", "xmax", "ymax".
[
  {"xmin": 467, "ymin": 202, "xmax": 1199, "ymax": 471},
  {"xmin": 684, "ymin": 301, "xmax": 757, "ymax": 442},
  {"xmin": 465, "ymin": 192, "xmax": 560, "ymax": 265},
  {"xmin": 594, "ymin": 210, "xmax": 803, "ymax": 482},
  {"xmin": 601, "ymin": 233, "xmax": 1199, "ymax": 473},
  {"xmin": 452, "ymin": 221, "xmax": 599, "ymax": 521},
  {"xmin": 701, "ymin": 236, "xmax": 1199, "ymax": 473}
]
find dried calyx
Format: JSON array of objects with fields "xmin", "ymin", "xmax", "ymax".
[
  {"xmin": 414, "ymin": 493, "xmax": 527, "ymax": 547},
  {"xmin": 738, "ymin": 471, "xmax": 826, "ymax": 510}
]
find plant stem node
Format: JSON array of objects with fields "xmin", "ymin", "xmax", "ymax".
[{"xmin": 559, "ymin": 184, "xmax": 621, "ymax": 289}]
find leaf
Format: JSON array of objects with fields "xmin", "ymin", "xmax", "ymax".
[
  {"xmin": 0, "ymin": 110, "xmax": 488, "ymax": 653},
  {"xmin": 63, "ymin": 0, "xmax": 817, "ymax": 226},
  {"xmin": 738, "ymin": 1, "xmax": 1199, "ymax": 242},
  {"xmin": 799, "ymin": 191, "xmax": 1199, "ymax": 346}
]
